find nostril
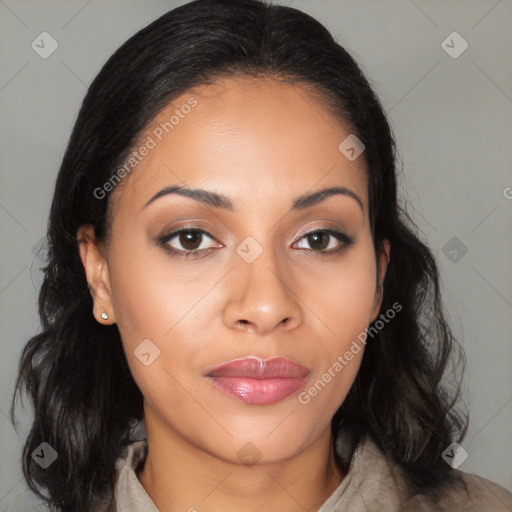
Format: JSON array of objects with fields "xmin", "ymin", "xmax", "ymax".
[{"xmin": 236, "ymin": 319, "xmax": 255, "ymax": 333}]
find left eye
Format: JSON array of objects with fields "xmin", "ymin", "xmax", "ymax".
[{"xmin": 294, "ymin": 229, "xmax": 350, "ymax": 252}]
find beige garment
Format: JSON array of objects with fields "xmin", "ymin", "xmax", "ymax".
[{"xmin": 112, "ymin": 433, "xmax": 512, "ymax": 512}]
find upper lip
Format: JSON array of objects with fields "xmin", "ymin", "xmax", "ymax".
[{"xmin": 205, "ymin": 356, "xmax": 310, "ymax": 379}]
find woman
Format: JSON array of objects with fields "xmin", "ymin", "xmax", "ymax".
[{"xmin": 10, "ymin": 0, "xmax": 512, "ymax": 511}]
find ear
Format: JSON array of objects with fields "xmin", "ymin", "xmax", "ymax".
[
  {"xmin": 77, "ymin": 225, "xmax": 116, "ymax": 325},
  {"xmin": 369, "ymin": 238, "xmax": 390, "ymax": 323}
]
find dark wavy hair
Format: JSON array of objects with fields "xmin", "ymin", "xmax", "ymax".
[{"xmin": 10, "ymin": 0, "xmax": 468, "ymax": 510}]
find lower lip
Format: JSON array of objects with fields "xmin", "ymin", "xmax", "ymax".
[{"xmin": 206, "ymin": 376, "xmax": 308, "ymax": 405}]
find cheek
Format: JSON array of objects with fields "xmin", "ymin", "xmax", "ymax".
[
  {"xmin": 107, "ymin": 236, "xmax": 208, "ymax": 341},
  {"xmin": 292, "ymin": 241, "xmax": 378, "ymax": 411},
  {"xmin": 306, "ymin": 244, "xmax": 378, "ymax": 339},
  {"xmin": 106, "ymin": 240, "xmax": 217, "ymax": 393},
  {"xmin": 297, "ymin": 263, "xmax": 375, "ymax": 414}
]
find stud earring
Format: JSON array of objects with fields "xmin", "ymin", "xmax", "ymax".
[{"xmin": 101, "ymin": 312, "xmax": 109, "ymax": 320}]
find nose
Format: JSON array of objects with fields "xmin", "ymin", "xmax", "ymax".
[{"xmin": 222, "ymin": 246, "xmax": 303, "ymax": 335}]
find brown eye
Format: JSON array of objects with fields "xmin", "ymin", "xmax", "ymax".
[
  {"xmin": 294, "ymin": 229, "xmax": 353, "ymax": 253},
  {"xmin": 179, "ymin": 231, "xmax": 203, "ymax": 250},
  {"xmin": 158, "ymin": 228, "xmax": 220, "ymax": 258},
  {"xmin": 306, "ymin": 232, "xmax": 330, "ymax": 251}
]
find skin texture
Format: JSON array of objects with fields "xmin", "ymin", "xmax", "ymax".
[{"xmin": 78, "ymin": 76, "xmax": 389, "ymax": 512}]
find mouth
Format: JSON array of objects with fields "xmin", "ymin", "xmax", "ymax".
[{"xmin": 204, "ymin": 356, "xmax": 310, "ymax": 405}]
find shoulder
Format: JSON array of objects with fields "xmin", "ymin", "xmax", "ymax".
[
  {"xmin": 435, "ymin": 469, "xmax": 512, "ymax": 511},
  {"xmin": 332, "ymin": 430, "xmax": 512, "ymax": 511},
  {"xmin": 384, "ymin": 445, "xmax": 512, "ymax": 510}
]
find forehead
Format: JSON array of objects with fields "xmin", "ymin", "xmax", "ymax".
[{"xmin": 111, "ymin": 75, "xmax": 368, "ymax": 213}]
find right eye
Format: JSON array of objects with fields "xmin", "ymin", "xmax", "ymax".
[{"xmin": 158, "ymin": 228, "xmax": 222, "ymax": 259}]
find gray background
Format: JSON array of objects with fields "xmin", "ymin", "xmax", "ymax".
[{"xmin": 1, "ymin": 0, "xmax": 511, "ymax": 509}]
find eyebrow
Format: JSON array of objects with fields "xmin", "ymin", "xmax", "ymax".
[{"xmin": 144, "ymin": 185, "xmax": 364, "ymax": 212}]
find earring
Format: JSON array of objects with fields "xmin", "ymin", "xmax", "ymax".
[{"xmin": 101, "ymin": 312, "xmax": 109, "ymax": 320}]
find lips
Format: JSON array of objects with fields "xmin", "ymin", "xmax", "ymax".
[
  {"xmin": 206, "ymin": 356, "xmax": 309, "ymax": 379},
  {"xmin": 205, "ymin": 356, "xmax": 309, "ymax": 405}
]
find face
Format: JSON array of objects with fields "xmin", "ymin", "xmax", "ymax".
[{"xmin": 79, "ymin": 76, "xmax": 388, "ymax": 464}]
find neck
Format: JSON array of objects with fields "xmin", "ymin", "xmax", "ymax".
[{"xmin": 137, "ymin": 408, "xmax": 346, "ymax": 512}]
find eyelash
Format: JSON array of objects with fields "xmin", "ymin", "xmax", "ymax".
[{"xmin": 158, "ymin": 227, "xmax": 354, "ymax": 259}]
